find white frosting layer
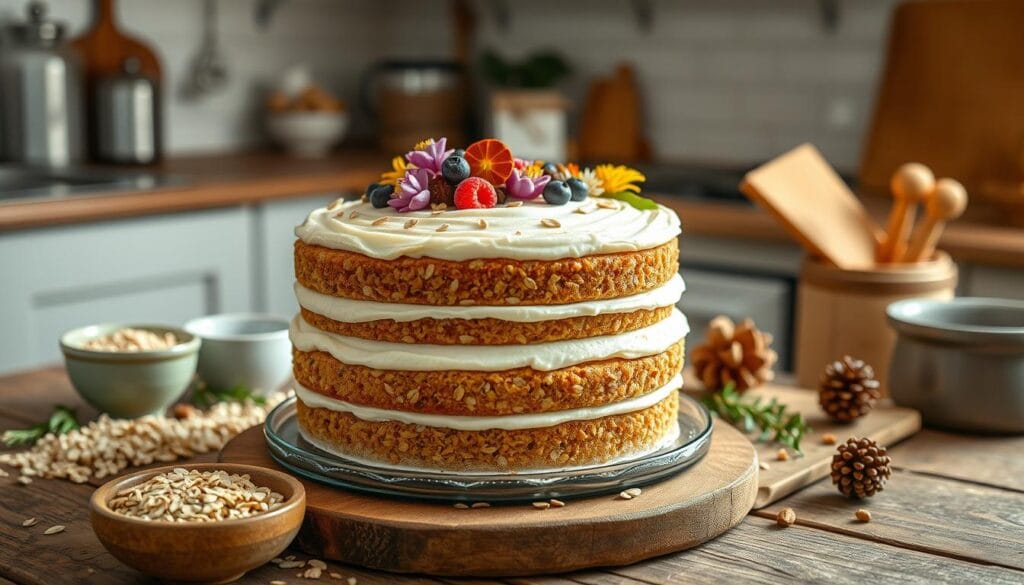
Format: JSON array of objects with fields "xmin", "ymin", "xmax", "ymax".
[
  {"xmin": 294, "ymin": 274, "xmax": 685, "ymax": 324},
  {"xmin": 296, "ymin": 198, "xmax": 682, "ymax": 261},
  {"xmin": 298, "ymin": 422, "xmax": 681, "ymax": 475},
  {"xmin": 295, "ymin": 373, "xmax": 682, "ymax": 431},
  {"xmin": 289, "ymin": 309, "xmax": 689, "ymax": 372}
]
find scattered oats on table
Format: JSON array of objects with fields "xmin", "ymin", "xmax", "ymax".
[
  {"xmin": 470, "ymin": 502, "xmax": 490, "ymax": 509},
  {"xmin": 22, "ymin": 517, "xmax": 37, "ymax": 527},
  {"xmin": 759, "ymin": 462, "xmax": 771, "ymax": 471},
  {"xmin": 821, "ymin": 433, "xmax": 838, "ymax": 445},
  {"xmin": 549, "ymin": 499, "xmax": 566, "ymax": 508},
  {"xmin": 0, "ymin": 393, "xmax": 287, "ymax": 483},
  {"xmin": 618, "ymin": 487, "xmax": 642, "ymax": 500},
  {"xmin": 43, "ymin": 525, "xmax": 65, "ymax": 535},
  {"xmin": 855, "ymin": 509, "xmax": 872, "ymax": 522},
  {"xmin": 776, "ymin": 448, "xmax": 790, "ymax": 461},
  {"xmin": 532, "ymin": 501, "xmax": 550, "ymax": 510},
  {"xmin": 776, "ymin": 507, "xmax": 797, "ymax": 527}
]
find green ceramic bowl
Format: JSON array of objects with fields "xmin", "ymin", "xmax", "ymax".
[{"xmin": 60, "ymin": 324, "xmax": 201, "ymax": 418}]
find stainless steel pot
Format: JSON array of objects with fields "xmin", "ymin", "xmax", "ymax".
[
  {"xmin": 95, "ymin": 57, "xmax": 160, "ymax": 164},
  {"xmin": 0, "ymin": 1, "xmax": 83, "ymax": 167},
  {"xmin": 887, "ymin": 298, "xmax": 1024, "ymax": 433}
]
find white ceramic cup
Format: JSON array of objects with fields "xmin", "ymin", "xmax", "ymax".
[{"xmin": 183, "ymin": 313, "xmax": 291, "ymax": 395}]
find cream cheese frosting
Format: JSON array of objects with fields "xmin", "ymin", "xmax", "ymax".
[
  {"xmin": 290, "ymin": 309, "xmax": 689, "ymax": 372},
  {"xmin": 294, "ymin": 274, "xmax": 685, "ymax": 323},
  {"xmin": 295, "ymin": 198, "xmax": 682, "ymax": 261},
  {"xmin": 295, "ymin": 373, "xmax": 682, "ymax": 431}
]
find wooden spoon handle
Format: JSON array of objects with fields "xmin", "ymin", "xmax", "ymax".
[
  {"xmin": 879, "ymin": 163, "xmax": 934, "ymax": 263},
  {"xmin": 902, "ymin": 178, "xmax": 968, "ymax": 262}
]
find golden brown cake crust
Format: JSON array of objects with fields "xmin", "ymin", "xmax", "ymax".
[
  {"xmin": 292, "ymin": 341, "xmax": 684, "ymax": 416},
  {"xmin": 294, "ymin": 239, "xmax": 679, "ymax": 306},
  {"xmin": 298, "ymin": 306, "xmax": 674, "ymax": 345},
  {"xmin": 296, "ymin": 391, "xmax": 678, "ymax": 471}
]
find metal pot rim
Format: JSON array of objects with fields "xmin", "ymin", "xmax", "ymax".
[{"xmin": 887, "ymin": 297, "xmax": 1024, "ymax": 345}]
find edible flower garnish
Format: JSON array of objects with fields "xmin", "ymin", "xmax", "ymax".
[
  {"xmin": 594, "ymin": 164, "xmax": 645, "ymax": 195},
  {"xmin": 505, "ymin": 164, "xmax": 551, "ymax": 199},
  {"xmin": 578, "ymin": 168, "xmax": 604, "ymax": 196},
  {"xmin": 406, "ymin": 137, "xmax": 453, "ymax": 175},
  {"xmin": 380, "ymin": 155, "xmax": 412, "ymax": 187},
  {"xmin": 389, "ymin": 168, "xmax": 432, "ymax": 212}
]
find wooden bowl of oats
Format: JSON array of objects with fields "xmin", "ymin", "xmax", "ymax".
[
  {"xmin": 90, "ymin": 463, "xmax": 306, "ymax": 584},
  {"xmin": 60, "ymin": 324, "xmax": 200, "ymax": 418}
]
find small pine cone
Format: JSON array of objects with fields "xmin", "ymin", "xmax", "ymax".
[
  {"xmin": 819, "ymin": 355, "xmax": 881, "ymax": 422},
  {"xmin": 428, "ymin": 175, "xmax": 455, "ymax": 206},
  {"xmin": 831, "ymin": 437, "xmax": 892, "ymax": 499},
  {"xmin": 691, "ymin": 315, "xmax": 777, "ymax": 392}
]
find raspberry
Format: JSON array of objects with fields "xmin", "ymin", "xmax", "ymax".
[{"xmin": 454, "ymin": 177, "xmax": 497, "ymax": 209}]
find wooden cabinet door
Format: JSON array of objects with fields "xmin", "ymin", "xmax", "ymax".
[{"xmin": 0, "ymin": 208, "xmax": 253, "ymax": 373}]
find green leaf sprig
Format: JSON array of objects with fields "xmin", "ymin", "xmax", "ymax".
[
  {"xmin": 604, "ymin": 191, "xmax": 660, "ymax": 211},
  {"xmin": 191, "ymin": 384, "xmax": 266, "ymax": 409},
  {"xmin": 701, "ymin": 383, "xmax": 810, "ymax": 454},
  {"xmin": 2, "ymin": 405, "xmax": 80, "ymax": 447}
]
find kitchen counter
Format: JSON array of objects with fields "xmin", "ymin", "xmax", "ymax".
[
  {"xmin": 0, "ymin": 366, "xmax": 1022, "ymax": 584},
  {"xmin": 1, "ymin": 151, "xmax": 1022, "ymax": 268}
]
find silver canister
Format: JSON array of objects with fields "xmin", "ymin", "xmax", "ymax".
[
  {"xmin": 0, "ymin": 1, "xmax": 83, "ymax": 167},
  {"xmin": 95, "ymin": 57, "xmax": 161, "ymax": 164}
]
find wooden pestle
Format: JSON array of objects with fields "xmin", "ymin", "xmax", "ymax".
[
  {"xmin": 878, "ymin": 163, "xmax": 934, "ymax": 263},
  {"xmin": 902, "ymin": 178, "xmax": 968, "ymax": 263}
]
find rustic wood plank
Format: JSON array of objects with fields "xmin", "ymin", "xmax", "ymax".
[
  {"xmin": 604, "ymin": 516, "xmax": 1024, "ymax": 585},
  {"xmin": 889, "ymin": 429, "xmax": 1024, "ymax": 492},
  {"xmin": 0, "ymin": 368, "xmax": 91, "ymax": 424},
  {"xmin": 755, "ymin": 470, "xmax": 1024, "ymax": 571}
]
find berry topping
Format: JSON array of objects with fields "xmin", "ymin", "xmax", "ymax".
[
  {"xmin": 465, "ymin": 139, "xmax": 515, "ymax": 185},
  {"xmin": 541, "ymin": 162, "xmax": 559, "ymax": 177},
  {"xmin": 454, "ymin": 177, "xmax": 498, "ymax": 209},
  {"xmin": 368, "ymin": 183, "xmax": 394, "ymax": 208},
  {"xmin": 442, "ymin": 155, "xmax": 471, "ymax": 184},
  {"xmin": 452, "ymin": 148, "xmax": 466, "ymax": 158},
  {"xmin": 542, "ymin": 180, "xmax": 572, "ymax": 205},
  {"xmin": 566, "ymin": 178, "xmax": 589, "ymax": 202}
]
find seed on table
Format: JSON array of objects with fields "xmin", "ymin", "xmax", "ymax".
[
  {"xmin": 776, "ymin": 448, "xmax": 790, "ymax": 461},
  {"xmin": 309, "ymin": 559, "xmax": 327, "ymax": 570},
  {"xmin": 855, "ymin": 509, "xmax": 872, "ymax": 523},
  {"xmin": 330, "ymin": 572, "xmax": 343, "ymax": 579},
  {"xmin": 470, "ymin": 502, "xmax": 491, "ymax": 509},
  {"xmin": 43, "ymin": 525, "xmax": 65, "ymax": 535},
  {"xmin": 17, "ymin": 476, "xmax": 32, "ymax": 485},
  {"xmin": 347, "ymin": 577, "xmax": 358, "ymax": 585},
  {"xmin": 549, "ymin": 499, "xmax": 566, "ymax": 508},
  {"xmin": 532, "ymin": 501, "xmax": 550, "ymax": 510},
  {"xmin": 270, "ymin": 581, "xmax": 287, "ymax": 585},
  {"xmin": 822, "ymin": 433, "xmax": 838, "ymax": 445},
  {"xmin": 453, "ymin": 503, "xmax": 469, "ymax": 509},
  {"xmin": 621, "ymin": 487, "xmax": 642, "ymax": 499},
  {"xmin": 759, "ymin": 462, "xmax": 771, "ymax": 471},
  {"xmin": 22, "ymin": 517, "xmax": 37, "ymax": 527},
  {"xmin": 776, "ymin": 508, "xmax": 797, "ymax": 527}
]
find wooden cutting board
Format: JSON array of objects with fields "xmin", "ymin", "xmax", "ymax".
[
  {"xmin": 219, "ymin": 421, "xmax": 757, "ymax": 576},
  {"xmin": 741, "ymin": 143, "xmax": 884, "ymax": 270},
  {"xmin": 686, "ymin": 380, "xmax": 921, "ymax": 509}
]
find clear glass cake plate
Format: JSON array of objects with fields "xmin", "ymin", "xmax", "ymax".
[{"xmin": 263, "ymin": 393, "xmax": 712, "ymax": 503}]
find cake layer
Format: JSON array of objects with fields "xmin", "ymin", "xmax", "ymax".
[
  {"xmin": 294, "ymin": 274, "xmax": 685, "ymax": 323},
  {"xmin": 296, "ymin": 198, "xmax": 682, "ymax": 262},
  {"xmin": 299, "ymin": 306, "xmax": 674, "ymax": 345},
  {"xmin": 296, "ymin": 391, "xmax": 679, "ymax": 471},
  {"xmin": 294, "ymin": 239, "xmax": 679, "ymax": 306},
  {"xmin": 289, "ymin": 310, "xmax": 688, "ymax": 372},
  {"xmin": 293, "ymin": 341, "xmax": 684, "ymax": 416}
]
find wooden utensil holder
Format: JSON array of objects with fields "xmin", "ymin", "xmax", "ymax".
[{"xmin": 795, "ymin": 252, "xmax": 957, "ymax": 394}]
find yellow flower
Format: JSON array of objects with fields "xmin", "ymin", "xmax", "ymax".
[
  {"xmin": 523, "ymin": 163, "xmax": 544, "ymax": 179},
  {"xmin": 595, "ymin": 164, "xmax": 645, "ymax": 194},
  {"xmin": 380, "ymin": 156, "xmax": 412, "ymax": 186}
]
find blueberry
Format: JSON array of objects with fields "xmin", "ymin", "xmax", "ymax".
[
  {"xmin": 452, "ymin": 148, "xmax": 466, "ymax": 158},
  {"xmin": 365, "ymin": 182, "xmax": 381, "ymax": 198},
  {"xmin": 543, "ymin": 180, "xmax": 572, "ymax": 205},
  {"xmin": 442, "ymin": 155, "xmax": 471, "ymax": 184},
  {"xmin": 369, "ymin": 183, "xmax": 394, "ymax": 208},
  {"xmin": 542, "ymin": 162, "xmax": 559, "ymax": 177},
  {"xmin": 566, "ymin": 178, "xmax": 589, "ymax": 201}
]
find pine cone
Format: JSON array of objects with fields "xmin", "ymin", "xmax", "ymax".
[
  {"xmin": 691, "ymin": 315, "xmax": 777, "ymax": 392},
  {"xmin": 831, "ymin": 437, "xmax": 892, "ymax": 498},
  {"xmin": 819, "ymin": 355, "xmax": 881, "ymax": 422}
]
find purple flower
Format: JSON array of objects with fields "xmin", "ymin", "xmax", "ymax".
[
  {"xmin": 505, "ymin": 168, "xmax": 551, "ymax": 200},
  {"xmin": 388, "ymin": 168, "xmax": 432, "ymax": 212},
  {"xmin": 405, "ymin": 138, "xmax": 453, "ymax": 174}
]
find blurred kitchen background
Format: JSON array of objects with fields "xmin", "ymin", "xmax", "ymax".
[{"xmin": 0, "ymin": 0, "xmax": 1021, "ymax": 374}]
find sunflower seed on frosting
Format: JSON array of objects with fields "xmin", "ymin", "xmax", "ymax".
[
  {"xmin": 348, "ymin": 210, "xmax": 360, "ymax": 219},
  {"xmin": 596, "ymin": 199, "xmax": 619, "ymax": 209},
  {"xmin": 478, "ymin": 218, "xmax": 488, "ymax": 229},
  {"xmin": 404, "ymin": 219, "xmax": 418, "ymax": 229},
  {"xmin": 371, "ymin": 217, "xmax": 389, "ymax": 226},
  {"xmin": 327, "ymin": 198, "xmax": 342, "ymax": 211},
  {"xmin": 436, "ymin": 224, "xmax": 449, "ymax": 233},
  {"xmin": 540, "ymin": 218, "xmax": 561, "ymax": 228},
  {"xmin": 507, "ymin": 201, "xmax": 523, "ymax": 207}
]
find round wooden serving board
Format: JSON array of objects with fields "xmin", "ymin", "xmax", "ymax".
[{"xmin": 219, "ymin": 423, "xmax": 757, "ymax": 577}]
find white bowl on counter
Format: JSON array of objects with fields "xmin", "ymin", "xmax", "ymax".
[
  {"xmin": 183, "ymin": 313, "xmax": 292, "ymax": 395},
  {"xmin": 267, "ymin": 111, "xmax": 348, "ymax": 158}
]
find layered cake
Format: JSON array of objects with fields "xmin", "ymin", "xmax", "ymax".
[{"xmin": 290, "ymin": 138, "xmax": 687, "ymax": 471}]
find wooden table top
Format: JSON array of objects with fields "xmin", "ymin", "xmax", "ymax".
[
  {"xmin": 1, "ymin": 151, "xmax": 1022, "ymax": 268},
  {"xmin": 0, "ymin": 367, "xmax": 1022, "ymax": 585}
]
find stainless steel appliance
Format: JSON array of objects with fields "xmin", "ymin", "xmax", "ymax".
[
  {"xmin": 96, "ymin": 57, "xmax": 160, "ymax": 164},
  {"xmin": 0, "ymin": 1, "xmax": 83, "ymax": 167}
]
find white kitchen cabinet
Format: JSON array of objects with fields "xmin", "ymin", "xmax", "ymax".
[
  {"xmin": 0, "ymin": 208, "xmax": 253, "ymax": 373},
  {"xmin": 254, "ymin": 193, "xmax": 336, "ymax": 318}
]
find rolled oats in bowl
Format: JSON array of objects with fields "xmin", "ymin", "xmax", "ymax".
[
  {"xmin": 108, "ymin": 468, "xmax": 285, "ymax": 522},
  {"xmin": 81, "ymin": 327, "xmax": 179, "ymax": 352}
]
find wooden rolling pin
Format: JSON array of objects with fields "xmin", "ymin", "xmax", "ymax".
[
  {"xmin": 902, "ymin": 178, "xmax": 968, "ymax": 262},
  {"xmin": 878, "ymin": 163, "xmax": 935, "ymax": 263}
]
